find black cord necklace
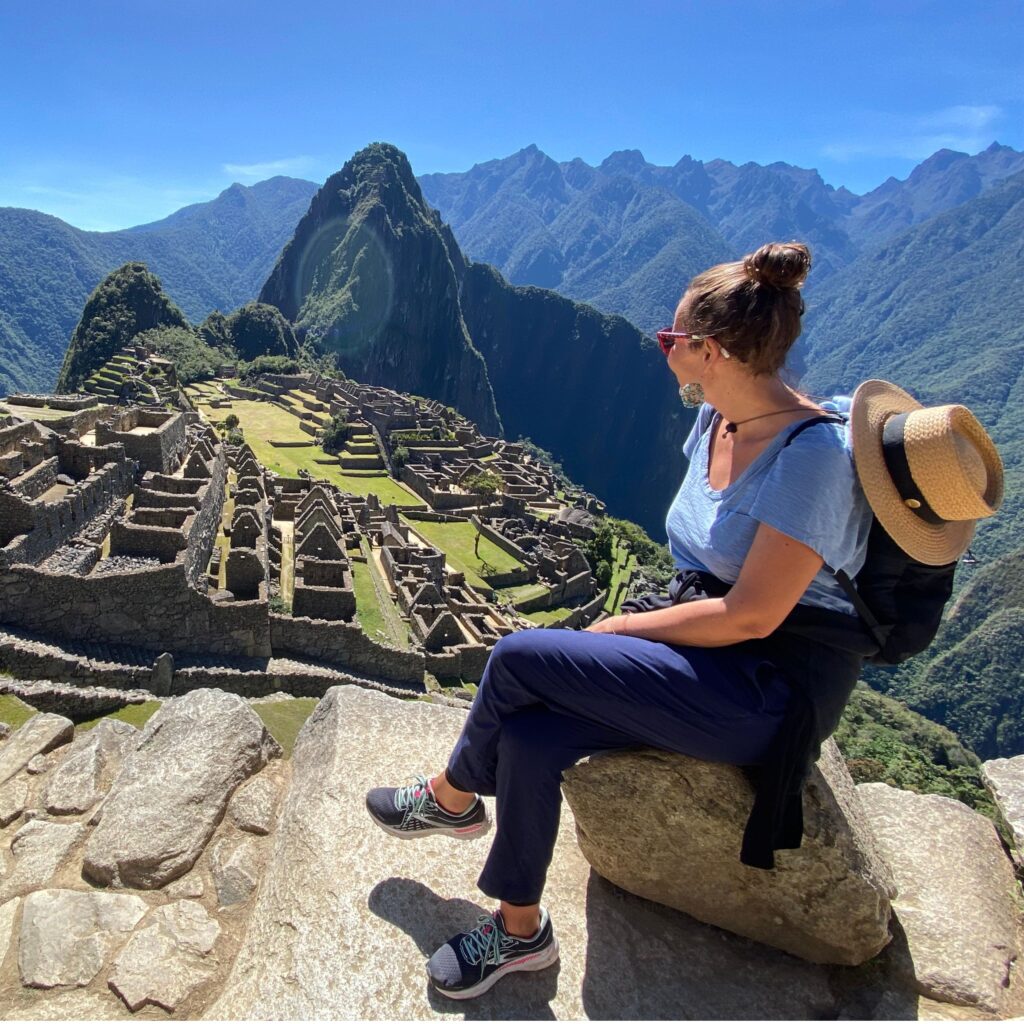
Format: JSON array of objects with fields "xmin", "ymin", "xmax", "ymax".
[{"xmin": 722, "ymin": 406, "xmax": 812, "ymax": 436}]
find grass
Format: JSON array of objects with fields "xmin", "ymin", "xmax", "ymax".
[
  {"xmin": 494, "ymin": 582, "xmax": 549, "ymax": 605},
  {"xmin": 0, "ymin": 694, "xmax": 37, "ymax": 730},
  {"xmin": 78, "ymin": 701, "xmax": 162, "ymax": 731},
  {"xmin": 191, "ymin": 395, "xmax": 424, "ymax": 508},
  {"xmin": 351, "ymin": 547, "xmax": 410, "ymax": 648},
  {"xmin": 603, "ymin": 538, "xmax": 638, "ymax": 614},
  {"xmin": 523, "ymin": 605, "xmax": 576, "ymax": 626},
  {"xmin": 253, "ymin": 698, "xmax": 318, "ymax": 757},
  {"xmin": 404, "ymin": 519, "xmax": 522, "ymax": 587}
]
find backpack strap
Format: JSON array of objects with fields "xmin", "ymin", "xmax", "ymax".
[{"xmin": 779, "ymin": 413, "xmax": 889, "ymax": 651}]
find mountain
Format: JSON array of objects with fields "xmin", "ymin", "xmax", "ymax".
[
  {"xmin": 260, "ymin": 144, "xmax": 692, "ymax": 533},
  {"xmin": 0, "ymin": 176, "xmax": 317, "ymax": 394},
  {"xmin": 419, "ymin": 143, "xmax": 1024, "ymax": 334}
]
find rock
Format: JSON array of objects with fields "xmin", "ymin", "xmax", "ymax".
[
  {"xmin": 0, "ymin": 896, "xmax": 20, "ymax": 965},
  {"xmin": 19, "ymin": 888, "xmax": 148, "ymax": 988},
  {"xmin": 208, "ymin": 687, "xmax": 843, "ymax": 1020},
  {"xmin": 228, "ymin": 766, "xmax": 281, "ymax": 835},
  {"xmin": 108, "ymin": 900, "xmax": 220, "ymax": 1012},
  {"xmin": 0, "ymin": 721, "xmax": 11, "ymax": 740},
  {"xmin": 82, "ymin": 689, "xmax": 282, "ymax": 889},
  {"xmin": 0, "ymin": 714, "xmax": 74, "ymax": 786},
  {"xmin": 0, "ymin": 776, "xmax": 28, "ymax": 827},
  {"xmin": 43, "ymin": 718, "xmax": 138, "ymax": 815},
  {"xmin": 858, "ymin": 782, "xmax": 1021, "ymax": 1014},
  {"xmin": 26, "ymin": 753, "xmax": 48, "ymax": 775},
  {"xmin": 165, "ymin": 873, "xmax": 204, "ymax": 899},
  {"xmin": 560, "ymin": 740, "xmax": 895, "ymax": 965},
  {"xmin": 981, "ymin": 754, "xmax": 1024, "ymax": 863},
  {"xmin": 210, "ymin": 835, "xmax": 262, "ymax": 906},
  {"xmin": 0, "ymin": 820, "xmax": 86, "ymax": 901},
  {"xmin": 150, "ymin": 652, "xmax": 174, "ymax": 696}
]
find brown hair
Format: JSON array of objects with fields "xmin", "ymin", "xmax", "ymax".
[{"xmin": 684, "ymin": 241, "xmax": 811, "ymax": 376}]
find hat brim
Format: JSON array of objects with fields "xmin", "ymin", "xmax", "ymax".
[{"xmin": 850, "ymin": 380, "xmax": 974, "ymax": 566}]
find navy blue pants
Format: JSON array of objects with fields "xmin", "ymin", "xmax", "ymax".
[{"xmin": 445, "ymin": 629, "xmax": 793, "ymax": 905}]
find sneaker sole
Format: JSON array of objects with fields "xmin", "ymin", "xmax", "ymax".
[
  {"xmin": 429, "ymin": 936, "xmax": 560, "ymax": 1000},
  {"xmin": 368, "ymin": 814, "xmax": 492, "ymax": 842}
]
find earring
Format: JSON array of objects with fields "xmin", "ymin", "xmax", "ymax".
[{"xmin": 679, "ymin": 382, "xmax": 705, "ymax": 408}]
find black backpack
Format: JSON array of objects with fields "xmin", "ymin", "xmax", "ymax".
[{"xmin": 784, "ymin": 415, "xmax": 958, "ymax": 665}]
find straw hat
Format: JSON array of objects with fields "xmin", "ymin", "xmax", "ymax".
[{"xmin": 849, "ymin": 380, "xmax": 1003, "ymax": 566}]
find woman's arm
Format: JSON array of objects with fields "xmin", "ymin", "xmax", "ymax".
[{"xmin": 587, "ymin": 522, "xmax": 823, "ymax": 647}]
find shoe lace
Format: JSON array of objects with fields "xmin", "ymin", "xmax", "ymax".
[
  {"xmin": 459, "ymin": 913, "xmax": 517, "ymax": 974},
  {"xmin": 393, "ymin": 774, "xmax": 435, "ymax": 827}
]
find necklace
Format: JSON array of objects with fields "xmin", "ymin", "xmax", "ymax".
[{"xmin": 722, "ymin": 406, "xmax": 813, "ymax": 436}]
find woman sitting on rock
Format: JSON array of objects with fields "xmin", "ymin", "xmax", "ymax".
[{"xmin": 365, "ymin": 240, "xmax": 991, "ymax": 1000}]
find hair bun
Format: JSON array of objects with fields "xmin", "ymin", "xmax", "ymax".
[{"xmin": 743, "ymin": 242, "xmax": 811, "ymax": 289}]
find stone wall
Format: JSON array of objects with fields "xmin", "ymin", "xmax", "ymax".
[
  {"xmin": 96, "ymin": 409, "xmax": 187, "ymax": 474},
  {"xmin": 269, "ymin": 614, "xmax": 424, "ymax": 686},
  {"xmin": 0, "ymin": 562, "xmax": 271, "ymax": 658}
]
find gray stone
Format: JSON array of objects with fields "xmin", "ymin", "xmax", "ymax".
[
  {"xmin": 108, "ymin": 900, "xmax": 220, "ymax": 1011},
  {"xmin": 19, "ymin": 888, "xmax": 148, "ymax": 988},
  {"xmin": 0, "ymin": 896, "xmax": 20, "ymax": 965},
  {"xmin": 43, "ymin": 718, "xmax": 138, "ymax": 815},
  {"xmin": 150, "ymin": 652, "xmax": 174, "ymax": 696},
  {"xmin": 0, "ymin": 721, "xmax": 11, "ymax": 741},
  {"xmin": 0, "ymin": 820, "xmax": 86, "ymax": 901},
  {"xmin": 26, "ymin": 753, "xmax": 49, "ymax": 775},
  {"xmin": 858, "ymin": 782, "xmax": 1021, "ymax": 1014},
  {"xmin": 83, "ymin": 689, "xmax": 281, "ymax": 889},
  {"xmin": 0, "ymin": 776, "xmax": 28, "ymax": 827},
  {"xmin": 561, "ymin": 739, "xmax": 895, "ymax": 966},
  {"xmin": 0, "ymin": 714, "xmax": 74, "ymax": 786},
  {"xmin": 981, "ymin": 754, "xmax": 1024, "ymax": 863},
  {"xmin": 165, "ymin": 873, "xmax": 205, "ymax": 899},
  {"xmin": 227, "ymin": 766, "xmax": 281, "ymax": 835},
  {"xmin": 210, "ymin": 835, "xmax": 262, "ymax": 906},
  {"xmin": 208, "ymin": 687, "xmax": 841, "ymax": 1021}
]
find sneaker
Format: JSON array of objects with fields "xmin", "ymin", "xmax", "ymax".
[
  {"xmin": 365, "ymin": 774, "xmax": 491, "ymax": 840},
  {"xmin": 426, "ymin": 908, "xmax": 559, "ymax": 1000}
]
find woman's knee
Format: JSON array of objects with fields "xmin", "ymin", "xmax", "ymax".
[{"xmin": 483, "ymin": 630, "xmax": 552, "ymax": 684}]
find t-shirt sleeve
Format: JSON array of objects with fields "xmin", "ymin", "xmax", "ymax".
[
  {"xmin": 747, "ymin": 425, "xmax": 868, "ymax": 571},
  {"xmin": 682, "ymin": 404, "xmax": 715, "ymax": 461}
]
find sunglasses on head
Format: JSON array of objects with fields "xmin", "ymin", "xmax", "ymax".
[{"xmin": 655, "ymin": 328, "xmax": 713, "ymax": 357}]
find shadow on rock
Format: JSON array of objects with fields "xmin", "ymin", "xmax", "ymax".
[
  {"xmin": 581, "ymin": 872, "xmax": 841, "ymax": 1020},
  {"xmin": 369, "ymin": 876, "xmax": 558, "ymax": 1020}
]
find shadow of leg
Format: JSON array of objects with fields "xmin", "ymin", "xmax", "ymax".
[{"xmin": 368, "ymin": 877, "xmax": 559, "ymax": 1020}]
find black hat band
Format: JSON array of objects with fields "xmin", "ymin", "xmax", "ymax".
[{"xmin": 882, "ymin": 413, "xmax": 944, "ymax": 526}]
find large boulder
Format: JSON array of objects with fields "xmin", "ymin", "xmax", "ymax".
[
  {"xmin": 0, "ymin": 714, "xmax": 73, "ymax": 786},
  {"xmin": 0, "ymin": 820, "xmax": 87, "ymax": 902},
  {"xmin": 208, "ymin": 687, "xmax": 857, "ymax": 1020},
  {"xmin": 982, "ymin": 754, "xmax": 1024, "ymax": 865},
  {"xmin": 82, "ymin": 689, "xmax": 282, "ymax": 889},
  {"xmin": 561, "ymin": 740, "xmax": 896, "ymax": 965},
  {"xmin": 858, "ymin": 782, "xmax": 1022, "ymax": 1015}
]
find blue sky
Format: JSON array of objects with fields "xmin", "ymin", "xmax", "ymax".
[{"xmin": 2, "ymin": 0, "xmax": 1021, "ymax": 231}]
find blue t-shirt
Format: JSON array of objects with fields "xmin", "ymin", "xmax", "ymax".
[{"xmin": 665, "ymin": 402, "xmax": 872, "ymax": 614}]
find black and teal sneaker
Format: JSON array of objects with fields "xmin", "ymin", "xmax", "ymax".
[
  {"xmin": 426, "ymin": 908, "xmax": 559, "ymax": 1000},
  {"xmin": 365, "ymin": 774, "xmax": 491, "ymax": 840}
]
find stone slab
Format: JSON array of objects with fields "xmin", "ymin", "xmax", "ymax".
[
  {"xmin": 858, "ymin": 782, "xmax": 1021, "ymax": 1014},
  {"xmin": 0, "ymin": 714, "xmax": 73, "ymax": 787},
  {"xmin": 0, "ymin": 776, "xmax": 28, "ymax": 828},
  {"xmin": 228, "ymin": 765, "xmax": 282, "ymax": 835},
  {"xmin": 0, "ymin": 896, "xmax": 20, "ymax": 967},
  {"xmin": 0, "ymin": 820, "xmax": 86, "ymax": 902},
  {"xmin": 982, "ymin": 754, "xmax": 1024, "ymax": 862},
  {"xmin": 43, "ymin": 718, "xmax": 138, "ymax": 816},
  {"xmin": 19, "ymin": 888, "xmax": 148, "ymax": 988},
  {"xmin": 208, "ymin": 687, "xmax": 846, "ymax": 1020}
]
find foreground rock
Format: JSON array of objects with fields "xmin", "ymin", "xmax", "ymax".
[
  {"xmin": 19, "ymin": 888, "xmax": 148, "ymax": 988},
  {"xmin": 858, "ymin": 782, "xmax": 1021, "ymax": 1014},
  {"xmin": 42, "ymin": 718, "xmax": 138, "ymax": 815},
  {"xmin": 0, "ymin": 714, "xmax": 73, "ymax": 786},
  {"xmin": 982, "ymin": 754, "xmax": 1024, "ymax": 864},
  {"xmin": 0, "ymin": 777, "xmax": 28, "ymax": 827},
  {"xmin": 83, "ymin": 689, "xmax": 282, "ymax": 889},
  {"xmin": 208, "ymin": 687, "xmax": 870, "ymax": 1020},
  {"xmin": 108, "ymin": 900, "xmax": 220, "ymax": 1011},
  {"xmin": 0, "ymin": 820, "xmax": 87, "ymax": 902},
  {"xmin": 561, "ymin": 740, "xmax": 895, "ymax": 965}
]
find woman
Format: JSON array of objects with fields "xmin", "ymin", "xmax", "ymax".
[{"xmin": 366, "ymin": 241, "xmax": 876, "ymax": 999}]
